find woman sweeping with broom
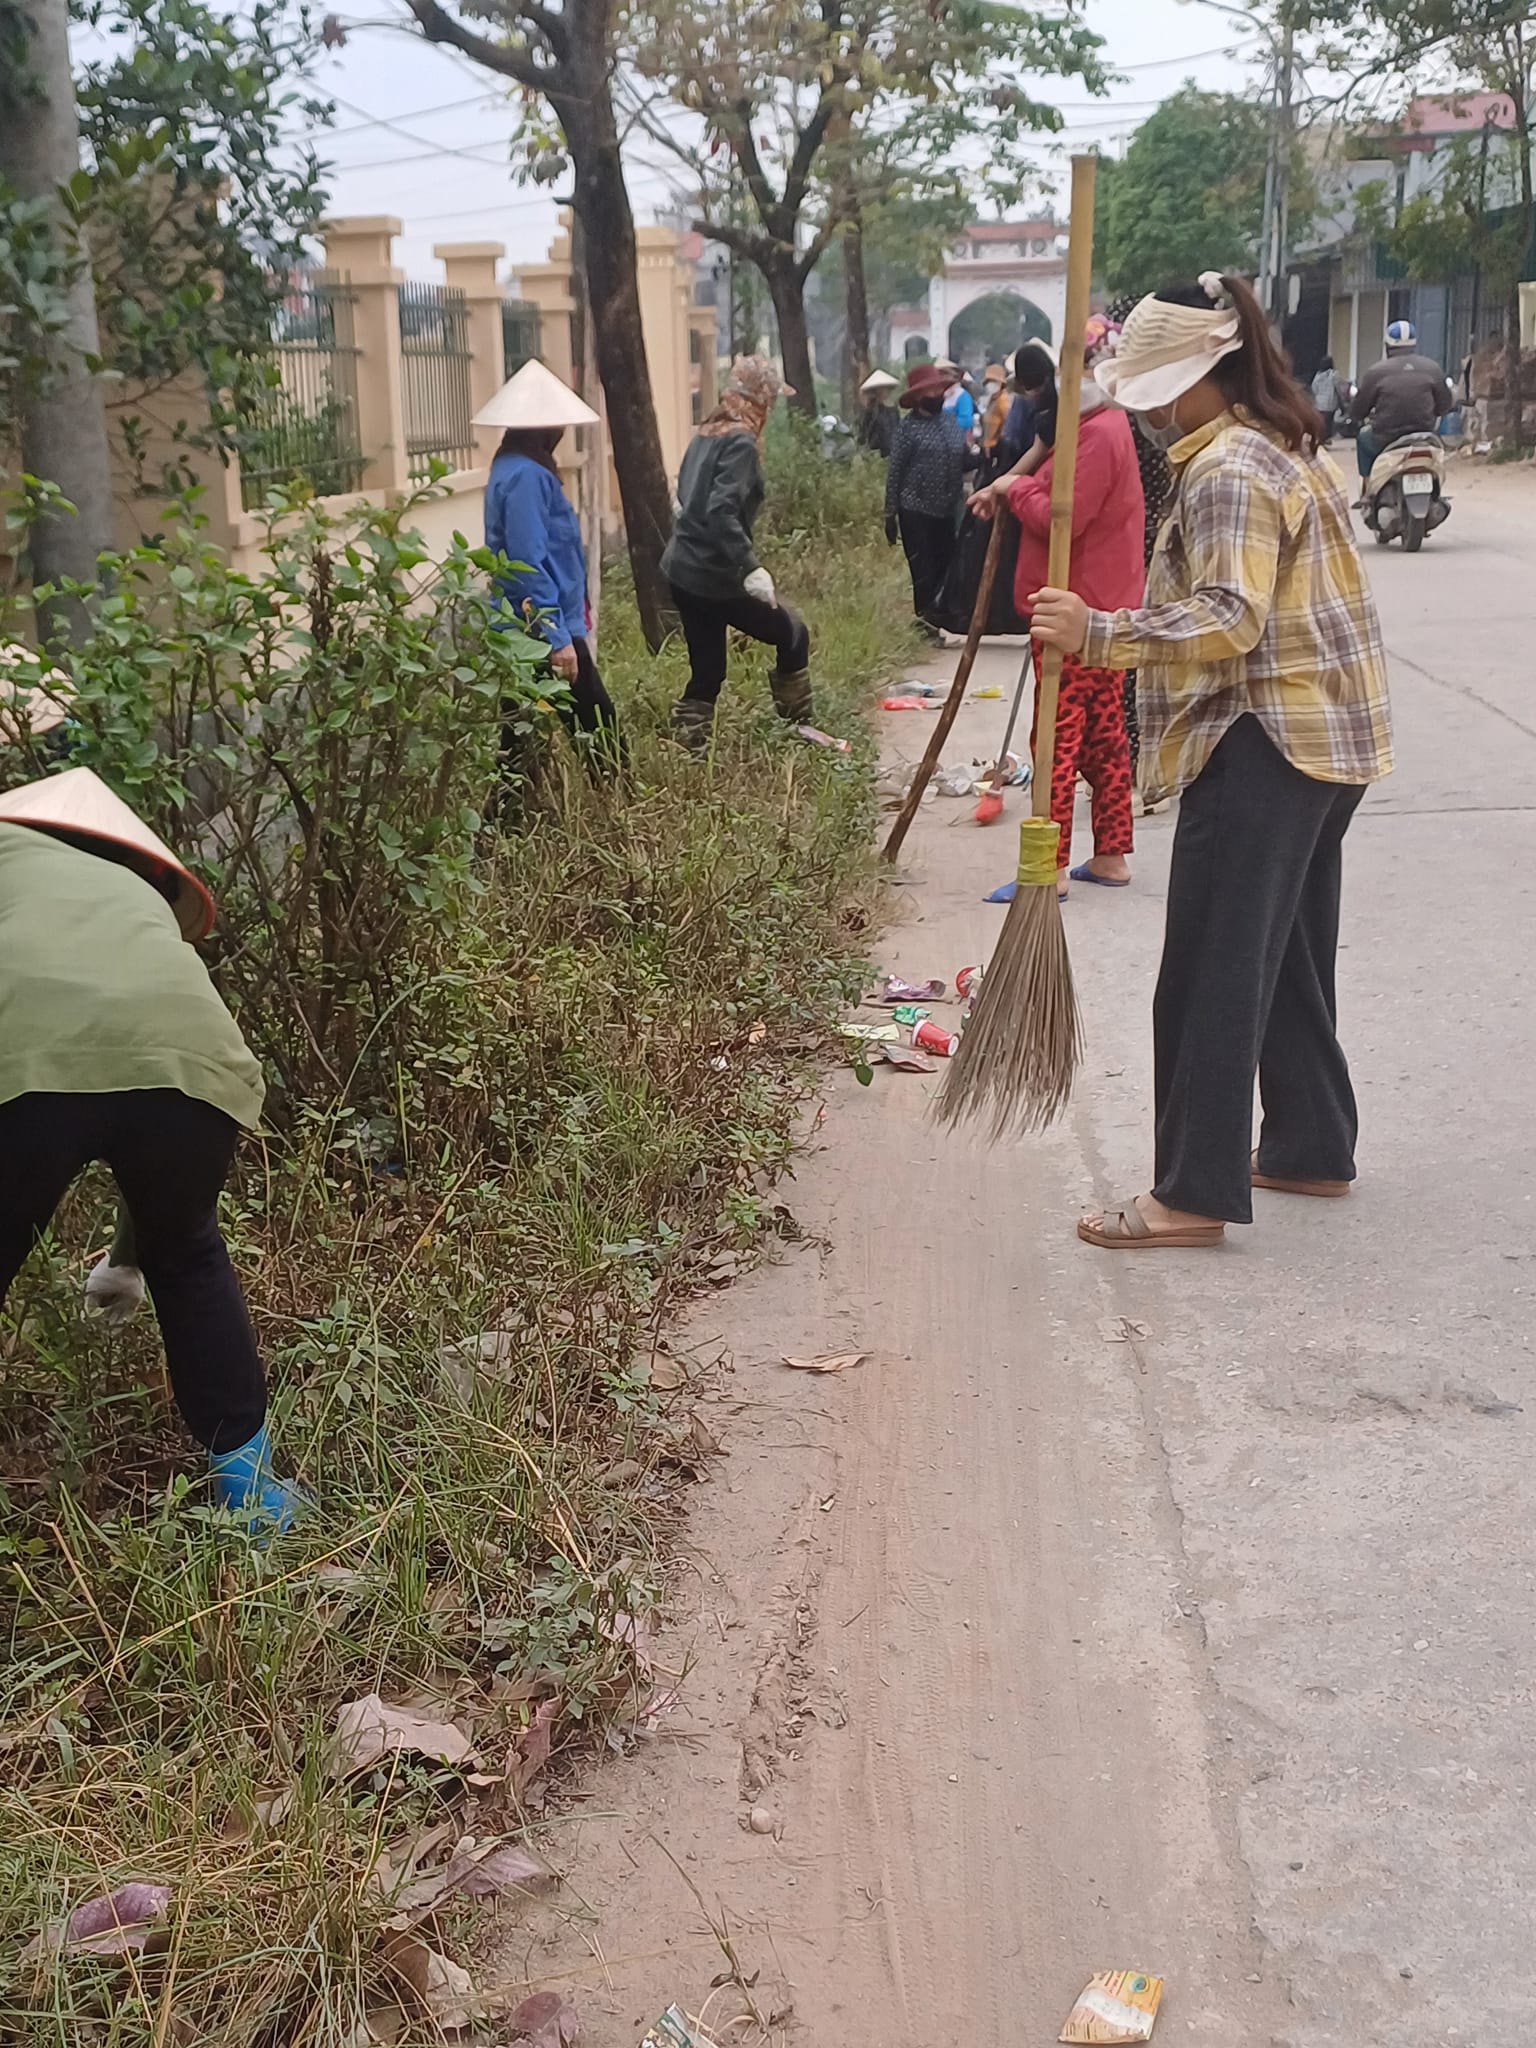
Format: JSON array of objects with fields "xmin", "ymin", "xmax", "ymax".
[{"xmin": 1027, "ymin": 272, "xmax": 1393, "ymax": 1250}]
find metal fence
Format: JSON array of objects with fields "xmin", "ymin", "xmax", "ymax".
[
  {"xmin": 239, "ymin": 281, "xmax": 364, "ymax": 509},
  {"xmin": 501, "ymin": 299, "xmax": 542, "ymax": 378},
  {"xmin": 399, "ymin": 280, "xmax": 474, "ymax": 476}
]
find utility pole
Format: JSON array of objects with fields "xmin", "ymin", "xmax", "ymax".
[{"xmin": 1258, "ymin": 6, "xmax": 1296, "ymax": 328}]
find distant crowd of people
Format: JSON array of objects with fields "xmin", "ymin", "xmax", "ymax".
[{"xmin": 0, "ymin": 276, "xmax": 1415, "ymax": 1512}]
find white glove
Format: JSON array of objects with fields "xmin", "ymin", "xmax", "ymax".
[
  {"xmin": 85, "ymin": 1257, "xmax": 146, "ymax": 1328},
  {"xmin": 743, "ymin": 567, "xmax": 776, "ymax": 605}
]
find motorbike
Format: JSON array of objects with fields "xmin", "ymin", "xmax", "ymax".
[{"xmin": 1363, "ymin": 432, "xmax": 1451, "ymax": 553}]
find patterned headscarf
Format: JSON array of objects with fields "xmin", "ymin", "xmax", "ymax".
[
  {"xmin": 697, "ymin": 354, "xmax": 785, "ymax": 442},
  {"xmin": 1083, "ymin": 314, "xmax": 1121, "ymax": 369}
]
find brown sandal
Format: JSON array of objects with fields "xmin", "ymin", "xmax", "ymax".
[
  {"xmin": 1077, "ymin": 1198, "xmax": 1226, "ymax": 1251},
  {"xmin": 1251, "ymin": 1152, "xmax": 1350, "ymax": 1199}
]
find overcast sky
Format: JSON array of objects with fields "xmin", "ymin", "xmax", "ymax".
[{"xmin": 311, "ymin": 0, "xmax": 1266, "ymax": 279}]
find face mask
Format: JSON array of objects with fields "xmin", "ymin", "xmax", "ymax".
[{"xmin": 1135, "ymin": 406, "xmax": 1184, "ymax": 452}]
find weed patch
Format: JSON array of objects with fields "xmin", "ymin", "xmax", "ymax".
[{"xmin": 0, "ymin": 450, "xmax": 911, "ymax": 2041}]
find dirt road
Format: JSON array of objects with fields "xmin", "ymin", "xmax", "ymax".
[{"xmin": 507, "ymin": 463, "xmax": 1536, "ymax": 2046}]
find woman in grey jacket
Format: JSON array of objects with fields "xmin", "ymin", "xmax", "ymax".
[{"xmin": 660, "ymin": 356, "xmax": 810, "ymax": 752}]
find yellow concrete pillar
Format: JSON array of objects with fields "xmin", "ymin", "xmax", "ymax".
[
  {"xmin": 634, "ymin": 224, "xmax": 692, "ymax": 477},
  {"xmin": 435, "ymin": 240, "xmax": 506, "ymax": 466},
  {"xmin": 689, "ymin": 304, "xmax": 719, "ymax": 424},
  {"xmin": 322, "ymin": 216, "xmax": 408, "ymax": 493}
]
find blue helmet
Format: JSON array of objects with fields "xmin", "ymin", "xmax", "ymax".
[{"xmin": 1386, "ymin": 319, "xmax": 1417, "ymax": 348}]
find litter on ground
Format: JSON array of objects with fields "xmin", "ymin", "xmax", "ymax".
[{"xmin": 1059, "ymin": 1970, "xmax": 1165, "ymax": 2043}]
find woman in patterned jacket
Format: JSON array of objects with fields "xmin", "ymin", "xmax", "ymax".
[{"xmin": 1029, "ymin": 272, "xmax": 1392, "ymax": 1252}]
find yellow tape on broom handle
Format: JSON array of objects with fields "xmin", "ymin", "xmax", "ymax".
[
  {"xmin": 1032, "ymin": 153, "xmax": 1098, "ymax": 823},
  {"xmin": 1016, "ymin": 816, "xmax": 1061, "ymax": 887}
]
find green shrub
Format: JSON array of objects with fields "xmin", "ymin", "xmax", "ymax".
[{"xmin": 0, "ymin": 449, "xmax": 914, "ymax": 2044}]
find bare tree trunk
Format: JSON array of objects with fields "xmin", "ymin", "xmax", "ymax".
[
  {"xmin": 843, "ymin": 203, "xmax": 871, "ymax": 415},
  {"xmin": 565, "ymin": 87, "xmax": 674, "ymax": 649},
  {"xmin": 0, "ymin": 0, "xmax": 113, "ymax": 641},
  {"xmin": 763, "ymin": 258, "xmax": 817, "ymax": 416}
]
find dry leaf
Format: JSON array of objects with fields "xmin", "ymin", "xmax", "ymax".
[
  {"xmin": 378, "ymin": 1930, "xmax": 479, "ymax": 2029},
  {"xmin": 384, "ymin": 1836, "xmax": 555, "ymax": 1927},
  {"xmin": 509, "ymin": 1696, "xmax": 560, "ymax": 1798},
  {"xmin": 598, "ymin": 1608, "xmax": 654, "ymax": 1675},
  {"xmin": 327, "ymin": 1695, "xmax": 474, "ymax": 1781},
  {"xmin": 22, "ymin": 1883, "xmax": 171, "ymax": 1960},
  {"xmin": 340, "ymin": 2011, "xmax": 404, "ymax": 2048},
  {"xmin": 781, "ymin": 1351, "xmax": 867, "ymax": 1375},
  {"xmin": 509, "ymin": 1990, "xmax": 582, "ymax": 2047},
  {"xmin": 649, "ymin": 1357, "xmax": 685, "ymax": 1391},
  {"xmin": 369, "ymin": 1820, "xmax": 457, "ymax": 1901},
  {"xmin": 1097, "ymin": 1317, "xmax": 1153, "ymax": 1344}
]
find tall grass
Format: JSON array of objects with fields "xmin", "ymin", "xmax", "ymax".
[{"xmin": 0, "ymin": 449, "xmax": 912, "ymax": 2043}]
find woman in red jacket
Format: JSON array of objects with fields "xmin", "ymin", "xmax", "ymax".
[{"xmin": 979, "ymin": 321, "xmax": 1146, "ymax": 895}]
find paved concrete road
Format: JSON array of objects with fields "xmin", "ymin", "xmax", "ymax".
[
  {"xmin": 513, "ymin": 462, "xmax": 1536, "ymax": 2047},
  {"xmin": 1063, "ymin": 459, "xmax": 1536, "ymax": 2043}
]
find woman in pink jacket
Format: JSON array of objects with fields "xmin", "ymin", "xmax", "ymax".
[{"xmin": 981, "ymin": 322, "xmax": 1146, "ymax": 895}]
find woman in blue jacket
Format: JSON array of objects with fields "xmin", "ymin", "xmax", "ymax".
[{"xmin": 478, "ymin": 361, "xmax": 621, "ymax": 772}]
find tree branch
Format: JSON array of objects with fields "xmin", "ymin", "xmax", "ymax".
[
  {"xmin": 782, "ymin": 87, "xmax": 841, "ymax": 222},
  {"xmin": 796, "ymin": 213, "xmax": 841, "ymax": 280},
  {"xmin": 690, "ymin": 215, "xmax": 773, "ymax": 265},
  {"xmin": 400, "ymin": 0, "xmax": 547, "ymax": 92}
]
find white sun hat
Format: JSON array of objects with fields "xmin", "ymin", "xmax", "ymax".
[
  {"xmin": 1094, "ymin": 278, "xmax": 1243, "ymax": 411},
  {"xmin": 0, "ymin": 766, "xmax": 215, "ymax": 940},
  {"xmin": 860, "ymin": 369, "xmax": 899, "ymax": 393},
  {"xmin": 472, "ymin": 358, "xmax": 599, "ymax": 430},
  {"xmin": 0, "ymin": 641, "xmax": 72, "ymax": 739}
]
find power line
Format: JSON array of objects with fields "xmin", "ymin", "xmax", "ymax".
[
  {"xmin": 323, "ymin": 90, "xmax": 513, "ymax": 166},
  {"xmin": 327, "ymin": 90, "xmax": 502, "ymax": 137}
]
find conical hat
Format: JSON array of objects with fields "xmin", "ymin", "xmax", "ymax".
[
  {"xmin": 472, "ymin": 358, "xmax": 599, "ymax": 430},
  {"xmin": 860, "ymin": 369, "xmax": 898, "ymax": 393},
  {"xmin": 0, "ymin": 766, "xmax": 215, "ymax": 940}
]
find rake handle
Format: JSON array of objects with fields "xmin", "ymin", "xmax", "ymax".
[
  {"xmin": 1031, "ymin": 154, "xmax": 1098, "ymax": 821},
  {"xmin": 881, "ymin": 509, "xmax": 1008, "ymax": 863}
]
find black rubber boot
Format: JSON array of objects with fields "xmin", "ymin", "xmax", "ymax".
[
  {"xmin": 769, "ymin": 665, "xmax": 813, "ymax": 724},
  {"xmin": 669, "ymin": 697, "xmax": 715, "ymax": 755}
]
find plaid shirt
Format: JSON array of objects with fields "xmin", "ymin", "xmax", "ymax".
[{"xmin": 1080, "ymin": 413, "xmax": 1393, "ymax": 804}]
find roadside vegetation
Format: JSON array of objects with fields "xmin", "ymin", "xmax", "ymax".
[{"xmin": 0, "ymin": 439, "xmax": 911, "ymax": 2043}]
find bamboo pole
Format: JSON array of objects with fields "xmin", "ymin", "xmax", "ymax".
[{"xmin": 1030, "ymin": 153, "xmax": 1098, "ymax": 825}]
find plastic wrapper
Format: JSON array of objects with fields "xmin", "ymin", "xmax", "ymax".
[{"xmin": 1059, "ymin": 1970, "xmax": 1164, "ymax": 2043}]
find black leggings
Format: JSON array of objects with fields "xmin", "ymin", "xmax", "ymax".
[
  {"xmin": 0, "ymin": 1089, "xmax": 265, "ymax": 1453},
  {"xmin": 501, "ymin": 635, "xmax": 621, "ymax": 784},
  {"xmin": 669, "ymin": 583, "xmax": 809, "ymax": 705},
  {"xmin": 897, "ymin": 509, "xmax": 958, "ymax": 622}
]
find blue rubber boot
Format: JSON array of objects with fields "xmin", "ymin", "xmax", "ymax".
[{"xmin": 208, "ymin": 1424, "xmax": 305, "ymax": 1534}]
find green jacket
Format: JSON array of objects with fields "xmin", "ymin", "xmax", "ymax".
[
  {"xmin": 660, "ymin": 429, "xmax": 764, "ymax": 601},
  {"xmin": 0, "ymin": 822, "xmax": 264, "ymax": 1130}
]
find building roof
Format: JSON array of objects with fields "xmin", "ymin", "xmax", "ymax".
[
  {"xmin": 960, "ymin": 220, "xmax": 1060, "ymax": 242},
  {"xmin": 1395, "ymin": 91, "xmax": 1518, "ymax": 137}
]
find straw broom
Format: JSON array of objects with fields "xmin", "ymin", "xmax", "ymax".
[{"xmin": 936, "ymin": 153, "xmax": 1098, "ymax": 1140}]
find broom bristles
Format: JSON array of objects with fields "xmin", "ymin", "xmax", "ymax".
[{"xmin": 934, "ymin": 881, "xmax": 1083, "ymax": 1140}]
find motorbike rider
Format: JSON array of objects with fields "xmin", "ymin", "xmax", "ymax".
[{"xmin": 1349, "ymin": 320, "xmax": 1452, "ymax": 504}]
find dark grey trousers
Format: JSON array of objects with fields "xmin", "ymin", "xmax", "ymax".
[{"xmin": 1153, "ymin": 714, "xmax": 1367, "ymax": 1224}]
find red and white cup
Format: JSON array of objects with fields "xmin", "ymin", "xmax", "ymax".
[{"xmin": 911, "ymin": 1018, "xmax": 961, "ymax": 1057}]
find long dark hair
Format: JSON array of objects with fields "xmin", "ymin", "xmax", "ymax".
[
  {"xmin": 1012, "ymin": 341, "xmax": 1056, "ymax": 403},
  {"xmin": 497, "ymin": 426, "xmax": 562, "ymax": 472},
  {"xmin": 1155, "ymin": 274, "xmax": 1323, "ymax": 452}
]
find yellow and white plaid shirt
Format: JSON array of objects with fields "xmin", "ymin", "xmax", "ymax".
[{"xmin": 1080, "ymin": 412, "xmax": 1393, "ymax": 805}]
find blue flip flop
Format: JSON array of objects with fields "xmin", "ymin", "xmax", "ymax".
[
  {"xmin": 1069, "ymin": 864, "xmax": 1130, "ymax": 888},
  {"xmin": 984, "ymin": 881, "xmax": 1015, "ymax": 903}
]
